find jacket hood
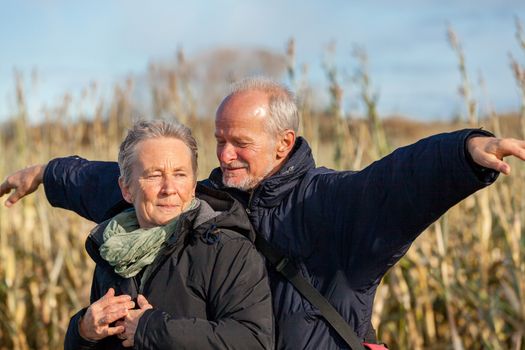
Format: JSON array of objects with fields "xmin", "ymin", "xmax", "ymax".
[
  {"xmin": 208, "ymin": 136, "xmax": 316, "ymax": 207},
  {"xmin": 85, "ymin": 183, "xmax": 254, "ymax": 264}
]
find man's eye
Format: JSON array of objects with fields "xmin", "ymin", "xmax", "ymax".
[{"xmin": 147, "ymin": 174, "xmax": 162, "ymax": 179}]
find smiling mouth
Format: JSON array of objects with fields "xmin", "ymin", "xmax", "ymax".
[
  {"xmin": 222, "ymin": 168, "xmax": 247, "ymax": 178},
  {"xmin": 224, "ymin": 167, "xmax": 245, "ymax": 171},
  {"xmin": 223, "ymin": 164, "xmax": 248, "ymax": 171},
  {"xmin": 157, "ymin": 204, "xmax": 180, "ymax": 209}
]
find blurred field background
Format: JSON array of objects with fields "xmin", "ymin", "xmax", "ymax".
[{"xmin": 1, "ymin": 18, "xmax": 525, "ymax": 350}]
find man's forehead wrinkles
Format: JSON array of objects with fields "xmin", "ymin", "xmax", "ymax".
[{"xmin": 216, "ymin": 124, "xmax": 255, "ymax": 134}]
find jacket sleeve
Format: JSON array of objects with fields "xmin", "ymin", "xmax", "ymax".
[
  {"xmin": 43, "ymin": 156, "xmax": 130, "ymax": 223},
  {"xmin": 64, "ymin": 308, "xmax": 101, "ymax": 350},
  {"xmin": 64, "ymin": 265, "xmax": 107, "ymax": 350},
  {"xmin": 307, "ymin": 129, "xmax": 499, "ymax": 288},
  {"xmin": 134, "ymin": 237, "xmax": 274, "ymax": 350}
]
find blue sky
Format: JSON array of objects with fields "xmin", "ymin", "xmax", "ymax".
[{"xmin": 1, "ymin": 1, "xmax": 524, "ymax": 121}]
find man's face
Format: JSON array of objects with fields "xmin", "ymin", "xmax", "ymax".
[
  {"xmin": 215, "ymin": 90, "xmax": 281, "ymax": 191},
  {"xmin": 119, "ymin": 137, "xmax": 196, "ymax": 228}
]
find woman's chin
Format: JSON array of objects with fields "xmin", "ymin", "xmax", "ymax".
[{"xmin": 154, "ymin": 212, "xmax": 182, "ymax": 225}]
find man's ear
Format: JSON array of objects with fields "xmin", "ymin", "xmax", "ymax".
[
  {"xmin": 119, "ymin": 177, "xmax": 133, "ymax": 204},
  {"xmin": 276, "ymin": 130, "xmax": 296, "ymax": 159}
]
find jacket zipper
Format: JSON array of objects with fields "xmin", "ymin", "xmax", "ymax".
[
  {"xmin": 246, "ymin": 190, "xmax": 255, "ymax": 214},
  {"xmin": 132, "ymin": 275, "xmax": 140, "ymax": 296}
]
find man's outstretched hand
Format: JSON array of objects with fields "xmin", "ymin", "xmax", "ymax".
[
  {"xmin": 467, "ymin": 136, "xmax": 525, "ymax": 175},
  {"xmin": 0, "ymin": 164, "xmax": 47, "ymax": 207}
]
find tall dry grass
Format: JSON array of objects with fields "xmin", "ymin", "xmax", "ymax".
[{"xmin": 1, "ymin": 21, "xmax": 525, "ymax": 349}]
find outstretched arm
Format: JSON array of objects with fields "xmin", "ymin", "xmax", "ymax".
[
  {"xmin": 1, "ymin": 156, "xmax": 127, "ymax": 223},
  {"xmin": 308, "ymin": 129, "xmax": 506, "ymax": 288},
  {"xmin": 42, "ymin": 156, "xmax": 127, "ymax": 223}
]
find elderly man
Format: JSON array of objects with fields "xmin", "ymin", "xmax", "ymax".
[{"xmin": 2, "ymin": 77, "xmax": 525, "ymax": 350}]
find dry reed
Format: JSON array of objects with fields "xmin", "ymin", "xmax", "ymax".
[{"xmin": 1, "ymin": 22, "xmax": 525, "ymax": 349}]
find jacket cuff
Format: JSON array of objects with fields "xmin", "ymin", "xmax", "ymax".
[
  {"xmin": 64, "ymin": 308, "xmax": 100, "ymax": 350},
  {"xmin": 462, "ymin": 129, "xmax": 499, "ymax": 184},
  {"xmin": 133, "ymin": 308, "xmax": 160, "ymax": 350}
]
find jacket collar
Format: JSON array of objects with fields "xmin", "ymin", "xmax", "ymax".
[{"xmin": 208, "ymin": 137, "xmax": 316, "ymax": 208}]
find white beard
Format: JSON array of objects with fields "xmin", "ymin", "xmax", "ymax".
[{"xmin": 222, "ymin": 159, "xmax": 275, "ymax": 191}]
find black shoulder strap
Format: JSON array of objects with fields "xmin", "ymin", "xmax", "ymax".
[{"xmin": 255, "ymin": 236, "xmax": 366, "ymax": 350}]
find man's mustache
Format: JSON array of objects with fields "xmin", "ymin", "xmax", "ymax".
[{"xmin": 221, "ymin": 161, "xmax": 249, "ymax": 170}]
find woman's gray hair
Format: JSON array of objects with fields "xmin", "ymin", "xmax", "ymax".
[
  {"xmin": 118, "ymin": 120, "xmax": 198, "ymax": 185},
  {"xmin": 229, "ymin": 77, "xmax": 299, "ymax": 136}
]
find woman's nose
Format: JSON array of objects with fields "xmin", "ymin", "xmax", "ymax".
[{"xmin": 161, "ymin": 176, "xmax": 178, "ymax": 195}]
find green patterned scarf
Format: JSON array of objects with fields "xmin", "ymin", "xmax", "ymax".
[{"xmin": 100, "ymin": 199, "xmax": 199, "ymax": 278}]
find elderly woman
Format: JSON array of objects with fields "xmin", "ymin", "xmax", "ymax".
[{"xmin": 64, "ymin": 120, "xmax": 273, "ymax": 349}]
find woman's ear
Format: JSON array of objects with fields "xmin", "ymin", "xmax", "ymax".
[{"xmin": 118, "ymin": 177, "xmax": 133, "ymax": 204}]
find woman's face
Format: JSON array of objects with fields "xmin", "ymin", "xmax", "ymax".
[{"xmin": 119, "ymin": 137, "xmax": 196, "ymax": 228}]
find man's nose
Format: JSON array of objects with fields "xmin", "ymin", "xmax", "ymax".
[{"xmin": 218, "ymin": 143, "xmax": 237, "ymax": 163}]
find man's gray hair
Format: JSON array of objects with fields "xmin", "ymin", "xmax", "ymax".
[
  {"xmin": 229, "ymin": 77, "xmax": 299, "ymax": 135},
  {"xmin": 118, "ymin": 120, "xmax": 198, "ymax": 185}
]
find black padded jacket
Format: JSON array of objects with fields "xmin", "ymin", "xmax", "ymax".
[{"xmin": 64, "ymin": 185, "xmax": 274, "ymax": 350}]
